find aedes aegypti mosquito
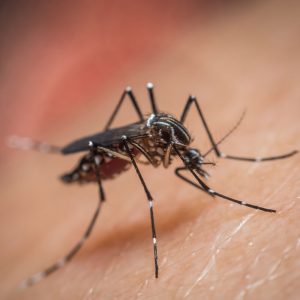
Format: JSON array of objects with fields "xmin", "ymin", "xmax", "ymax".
[{"xmin": 10, "ymin": 83, "xmax": 298, "ymax": 288}]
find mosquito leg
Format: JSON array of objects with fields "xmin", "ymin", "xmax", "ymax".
[
  {"xmin": 174, "ymin": 166, "xmax": 275, "ymax": 212},
  {"xmin": 127, "ymin": 139, "xmax": 156, "ymax": 165},
  {"xmin": 146, "ymin": 82, "xmax": 159, "ymax": 114},
  {"xmin": 90, "ymin": 141, "xmax": 106, "ymax": 201},
  {"xmin": 104, "ymin": 86, "xmax": 145, "ymax": 130},
  {"xmin": 93, "ymin": 140, "xmax": 154, "ymax": 165},
  {"xmin": 122, "ymin": 135, "xmax": 159, "ymax": 278},
  {"xmin": 180, "ymin": 96, "xmax": 221, "ymax": 156},
  {"xmin": 7, "ymin": 135, "xmax": 61, "ymax": 154},
  {"xmin": 20, "ymin": 143, "xmax": 104, "ymax": 289},
  {"xmin": 180, "ymin": 96, "xmax": 298, "ymax": 162},
  {"xmin": 95, "ymin": 145, "xmax": 131, "ymax": 162},
  {"xmin": 217, "ymin": 151, "xmax": 298, "ymax": 162},
  {"xmin": 172, "ymin": 144, "xmax": 276, "ymax": 213}
]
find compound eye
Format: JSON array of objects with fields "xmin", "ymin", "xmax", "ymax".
[{"xmin": 188, "ymin": 149, "xmax": 199, "ymax": 159}]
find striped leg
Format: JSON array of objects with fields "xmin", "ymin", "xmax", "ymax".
[
  {"xmin": 146, "ymin": 82, "xmax": 159, "ymax": 114},
  {"xmin": 172, "ymin": 143, "xmax": 276, "ymax": 213},
  {"xmin": 104, "ymin": 86, "xmax": 144, "ymax": 130},
  {"xmin": 122, "ymin": 136, "xmax": 159, "ymax": 278},
  {"xmin": 180, "ymin": 96, "xmax": 298, "ymax": 162},
  {"xmin": 20, "ymin": 142, "xmax": 104, "ymax": 288}
]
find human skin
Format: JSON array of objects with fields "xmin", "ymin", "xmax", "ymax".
[{"xmin": 0, "ymin": 1, "xmax": 299, "ymax": 299}]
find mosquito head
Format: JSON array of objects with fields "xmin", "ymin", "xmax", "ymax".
[
  {"xmin": 184, "ymin": 148, "xmax": 204, "ymax": 165},
  {"xmin": 183, "ymin": 148, "xmax": 215, "ymax": 178},
  {"xmin": 147, "ymin": 113, "xmax": 191, "ymax": 145}
]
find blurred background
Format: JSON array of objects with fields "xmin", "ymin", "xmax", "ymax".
[{"xmin": 0, "ymin": 1, "xmax": 299, "ymax": 299}]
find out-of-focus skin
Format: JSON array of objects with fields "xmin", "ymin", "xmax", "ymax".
[{"xmin": 0, "ymin": 1, "xmax": 299, "ymax": 299}]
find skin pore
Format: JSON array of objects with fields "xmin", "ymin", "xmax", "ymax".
[{"xmin": 0, "ymin": 1, "xmax": 299, "ymax": 299}]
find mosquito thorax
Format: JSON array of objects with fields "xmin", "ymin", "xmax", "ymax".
[{"xmin": 146, "ymin": 113, "xmax": 191, "ymax": 145}]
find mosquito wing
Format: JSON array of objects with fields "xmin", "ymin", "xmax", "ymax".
[{"xmin": 61, "ymin": 122, "xmax": 148, "ymax": 154}]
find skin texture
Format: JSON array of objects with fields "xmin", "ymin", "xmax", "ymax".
[{"xmin": 0, "ymin": 0, "xmax": 299, "ymax": 299}]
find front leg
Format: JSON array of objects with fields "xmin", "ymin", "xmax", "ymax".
[
  {"xmin": 122, "ymin": 136, "xmax": 159, "ymax": 278},
  {"xmin": 172, "ymin": 143, "xmax": 276, "ymax": 213},
  {"xmin": 180, "ymin": 96, "xmax": 298, "ymax": 162}
]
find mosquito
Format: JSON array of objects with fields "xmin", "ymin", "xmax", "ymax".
[{"xmin": 9, "ymin": 83, "xmax": 298, "ymax": 288}]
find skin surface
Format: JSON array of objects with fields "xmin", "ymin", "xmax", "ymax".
[{"xmin": 0, "ymin": 1, "xmax": 299, "ymax": 299}]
